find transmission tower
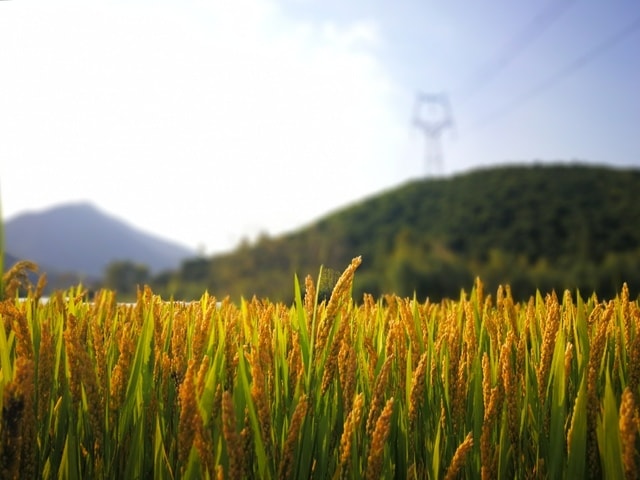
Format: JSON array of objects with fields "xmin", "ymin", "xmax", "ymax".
[{"xmin": 412, "ymin": 92, "xmax": 453, "ymax": 176}]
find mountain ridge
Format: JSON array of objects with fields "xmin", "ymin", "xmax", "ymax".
[
  {"xmin": 5, "ymin": 164, "xmax": 640, "ymax": 300},
  {"xmin": 150, "ymin": 163, "xmax": 640, "ymax": 301},
  {"xmin": 4, "ymin": 202, "xmax": 196, "ymax": 278}
]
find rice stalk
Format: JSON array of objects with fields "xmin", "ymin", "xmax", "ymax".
[
  {"xmin": 338, "ymin": 392, "xmax": 364, "ymax": 480},
  {"xmin": 0, "ymin": 261, "xmax": 638, "ymax": 479},
  {"xmin": 221, "ymin": 390, "xmax": 244, "ymax": 480},
  {"xmin": 278, "ymin": 393, "xmax": 308, "ymax": 480},
  {"xmin": 619, "ymin": 387, "xmax": 637, "ymax": 480},
  {"xmin": 366, "ymin": 354, "xmax": 393, "ymax": 438},
  {"xmin": 1, "ymin": 356, "xmax": 35, "ymax": 479},
  {"xmin": 443, "ymin": 431, "xmax": 474, "ymax": 480},
  {"xmin": 587, "ymin": 301, "xmax": 614, "ymax": 479},
  {"xmin": 365, "ymin": 397, "xmax": 394, "ymax": 480}
]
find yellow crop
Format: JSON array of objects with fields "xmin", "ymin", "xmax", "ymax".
[{"xmin": 0, "ymin": 257, "xmax": 638, "ymax": 478}]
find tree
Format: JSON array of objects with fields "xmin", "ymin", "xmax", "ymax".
[{"xmin": 103, "ymin": 260, "xmax": 150, "ymax": 294}]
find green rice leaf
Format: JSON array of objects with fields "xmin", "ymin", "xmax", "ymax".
[
  {"xmin": 548, "ymin": 329, "xmax": 566, "ymax": 477},
  {"xmin": 58, "ymin": 423, "xmax": 80, "ymax": 480},
  {"xmin": 567, "ymin": 375, "xmax": 587, "ymax": 479},
  {"xmin": 292, "ymin": 273, "xmax": 310, "ymax": 381},
  {"xmin": 154, "ymin": 416, "xmax": 174, "ymax": 480},
  {"xmin": 199, "ymin": 338, "xmax": 224, "ymax": 423},
  {"xmin": 597, "ymin": 370, "xmax": 624, "ymax": 480},
  {"xmin": 0, "ymin": 314, "xmax": 12, "ymax": 380},
  {"xmin": 237, "ymin": 347, "xmax": 271, "ymax": 479}
]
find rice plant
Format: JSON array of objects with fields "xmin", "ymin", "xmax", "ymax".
[{"xmin": 1, "ymin": 255, "xmax": 639, "ymax": 479}]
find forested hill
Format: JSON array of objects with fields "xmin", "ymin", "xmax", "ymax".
[{"xmin": 152, "ymin": 164, "xmax": 640, "ymax": 301}]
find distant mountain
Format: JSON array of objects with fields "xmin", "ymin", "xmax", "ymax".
[
  {"xmin": 3, "ymin": 251, "xmax": 21, "ymax": 268},
  {"xmin": 151, "ymin": 163, "xmax": 640, "ymax": 301},
  {"xmin": 4, "ymin": 202, "xmax": 196, "ymax": 278}
]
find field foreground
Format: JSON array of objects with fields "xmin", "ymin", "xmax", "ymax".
[{"xmin": 1, "ymin": 257, "xmax": 639, "ymax": 479}]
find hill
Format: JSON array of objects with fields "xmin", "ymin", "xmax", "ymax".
[
  {"xmin": 3, "ymin": 251, "xmax": 21, "ymax": 269},
  {"xmin": 4, "ymin": 202, "xmax": 196, "ymax": 279},
  {"xmin": 151, "ymin": 163, "xmax": 640, "ymax": 302}
]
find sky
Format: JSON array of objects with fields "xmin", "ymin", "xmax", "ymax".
[{"xmin": 1, "ymin": 0, "xmax": 639, "ymax": 255}]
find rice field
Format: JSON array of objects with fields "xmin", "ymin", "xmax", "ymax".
[{"xmin": 1, "ymin": 256, "xmax": 639, "ymax": 479}]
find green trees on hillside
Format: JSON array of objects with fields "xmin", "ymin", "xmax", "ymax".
[
  {"xmin": 134, "ymin": 164, "xmax": 640, "ymax": 302},
  {"xmin": 103, "ymin": 261, "xmax": 149, "ymax": 297}
]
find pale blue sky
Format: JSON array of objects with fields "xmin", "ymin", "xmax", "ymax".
[{"xmin": 1, "ymin": 0, "xmax": 639, "ymax": 254}]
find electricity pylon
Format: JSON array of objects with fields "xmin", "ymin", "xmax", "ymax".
[{"xmin": 412, "ymin": 92, "xmax": 454, "ymax": 176}]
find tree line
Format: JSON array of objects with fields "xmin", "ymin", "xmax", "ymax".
[{"xmin": 103, "ymin": 164, "xmax": 640, "ymax": 302}]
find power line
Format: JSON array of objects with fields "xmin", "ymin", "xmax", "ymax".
[
  {"xmin": 457, "ymin": 0, "xmax": 576, "ymax": 103},
  {"xmin": 411, "ymin": 0, "xmax": 577, "ymax": 170},
  {"xmin": 470, "ymin": 14, "xmax": 640, "ymax": 130}
]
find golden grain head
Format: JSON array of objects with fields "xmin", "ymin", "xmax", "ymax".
[
  {"xmin": 619, "ymin": 387, "xmax": 637, "ymax": 480},
  {"xmin": 221, "ymin": 390, "xmax": 244, "ymax": 480},
  {"xmin": 444, "ymin": 432, "xmax": 474, "ymax": 480},
  {"xmin": 367, "ymin": 354, "xmax": 393, "ymax": 438},
  {"xmin": 366, "ymin": 397, "xmax": 394, "ymax": 480},
  {"xmin": 279, "ymin": 394, "xmax": 309, "ymax": 480},
  {"xmin": 408, "ymin": 352, "xmax": 429, "ymax": 430},
  {"xmin": 178, "ymin": 360, "xmax": 200, "ymax": 468}
]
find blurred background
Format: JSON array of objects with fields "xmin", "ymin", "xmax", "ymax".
[{"xmin": 1, "ymin": 0, "xmax": 639, "ymax": 301}]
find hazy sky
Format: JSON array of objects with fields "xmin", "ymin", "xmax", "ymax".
[{"xmin": 2, "ymin": 0, "xmax": 639, "ymax": 254}]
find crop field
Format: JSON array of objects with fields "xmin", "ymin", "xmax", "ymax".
[{"xmin": 1, "ymin": 256, "xmax": 639, "ymax": 479}]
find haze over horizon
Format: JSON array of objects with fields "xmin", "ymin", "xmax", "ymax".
[{"xmin": 2, "ymin": 0, "xmax": 639, "ymax": 254}]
